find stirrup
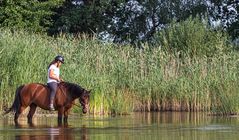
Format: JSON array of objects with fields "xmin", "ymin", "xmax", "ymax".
[{"xmin": 49, "ymin": 105, "xmax": 55, "ymax": 111}]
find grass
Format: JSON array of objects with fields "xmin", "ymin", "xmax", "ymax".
[{"xmin": 0, "ymin": 27, "xmax": 239, "ymax": 115}]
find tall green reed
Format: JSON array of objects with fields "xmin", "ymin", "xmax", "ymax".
[{"xmin": 0, "ymin": 28, "xmax": 238, "ymax": 115}]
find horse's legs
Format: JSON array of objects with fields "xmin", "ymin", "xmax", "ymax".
[
  {"xmin": 14, "ymin": 113, "xmax": 19, "ymax": 124},
  {"xmin": 64, "ymin": 108, "xmax": 70, "ymax": 124},
  {"xmin": 58, "ymin": 107, "xmax": 64, "ymax": 124},
  {"xmin": 14, "ymin": 106, "xmax": 26, "ymax": 124},
  {"xmin": 27, "ymin": 104, "xmax": 37, "ymax": 124}
]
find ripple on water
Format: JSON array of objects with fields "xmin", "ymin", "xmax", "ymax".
[{"xmin": 196, "ymin": 125, "xmax": 235, "ymax": 131}]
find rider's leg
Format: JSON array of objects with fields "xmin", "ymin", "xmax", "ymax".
[{"xmin": 47, "ymin": 82, "xmax": 57, "ymax": 110}]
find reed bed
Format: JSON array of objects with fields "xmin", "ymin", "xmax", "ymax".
[{"xmin": 0, "ymin": 28, "xmax": 238, "ymax": 115}]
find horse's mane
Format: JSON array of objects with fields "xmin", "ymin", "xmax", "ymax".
[{"xmin": 59, "ymin": 82, "xmax": 85, "ymax": 94}]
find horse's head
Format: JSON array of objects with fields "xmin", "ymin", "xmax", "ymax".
[
  {"xmin": 63, "ymin": 82, "xmax": 91, "ymax": 114},
  {"xmin": 79, "ymin": 89, "xmax": 90, "ymax": 114}
]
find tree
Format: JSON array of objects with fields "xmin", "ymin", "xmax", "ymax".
[
  {"xmin": 49, "ymin": 0, "xmax": 238, "ymax": 44},
  {"xmin": 104, "ymin": 0, "xmax": 209, "ymax": 45},
  {"xmin": 49, "ymin": 0, "xmax": 109, "ymax": 35},
  {"xmin": 207, "ymin": 0, "xmax": 239, "ymax": 39},
  {"xmin": 0, "ymin": 0, "xmax": 64, "ymax": 32},
  {"xmin": 1, "ymin": 0, "xmax": 238, "ymax": 43}
]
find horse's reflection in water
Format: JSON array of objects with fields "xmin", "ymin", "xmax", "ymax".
[{"xmin": 14, "ymin": 123, "xmax": 89, "ymax": 140}]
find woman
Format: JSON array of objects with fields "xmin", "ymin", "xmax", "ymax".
[{"xmin": 47, "ymin": 55, "xmax": 64, "ymax": 111}]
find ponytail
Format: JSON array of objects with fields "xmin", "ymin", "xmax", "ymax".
[{"xmin": 48, "ymin": 60, "xmax": 56, "ymax": 69}]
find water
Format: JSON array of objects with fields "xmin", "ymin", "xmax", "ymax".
[{"xmin": 1, "ymin": 112, "xmax": 239, "ymax": 140}]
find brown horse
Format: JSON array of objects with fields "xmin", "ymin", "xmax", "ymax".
[{"xmin": 4, "ymin": 82, "xmax": 90, "ymax": 124}]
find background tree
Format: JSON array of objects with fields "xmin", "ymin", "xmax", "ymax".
[
  {"xmin": 103, "ymin": 0, "xmax": 209, "ymax": 45},
  {"xmin": 207, "ymin": 0, "xmax": 238, "ymax": 39},
  {"xmin": 50, "ymin": 0, "xmax": 210, "ymax": 44},
  {"xmin": 0, "ymin": 0, "xmax": 238, "ymax": 44},
  {"xmin": 49, "ymin": 0, "xmax": 109, "ymax": 35},
  {"xmin": 0, "ymin": 0, "xmax": 64, "ymax": 32}
]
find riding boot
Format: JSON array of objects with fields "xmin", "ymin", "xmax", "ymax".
[{"xmin": 49, "ymin": 100, "xmax": 55, "ymax": 111}]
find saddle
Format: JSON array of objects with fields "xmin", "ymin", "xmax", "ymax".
[{"xmin": 45, "ymin": 82, "xmax": 66, "ymax": 96}]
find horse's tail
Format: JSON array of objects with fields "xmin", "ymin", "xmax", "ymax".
[{"xmin": 3, "ymin": 85, "xmax": 24, "ymax": 115}]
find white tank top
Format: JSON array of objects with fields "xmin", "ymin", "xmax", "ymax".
[{"xmin": 47, "ymin": 65, "xmax": 60, "ymax": 83}]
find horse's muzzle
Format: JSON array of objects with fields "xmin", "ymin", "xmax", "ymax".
[
  {"xmin": 82, "ymin": 104, "xmax": 89, "ymax": 114},
  {"xmin": 82, "ymin": 108, "xmax": 87, "ymax": 114}
]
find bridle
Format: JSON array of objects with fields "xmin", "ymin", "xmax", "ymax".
[{"xmin": 58, "ymin": 82, "xmax": 87, "ymax": 109}]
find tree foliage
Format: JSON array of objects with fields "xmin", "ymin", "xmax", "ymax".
[
  {"xmin": 49, "ymin": 0, "xmax": 109, "ymax": 35},
  {"xmin": 0, "ymin": 0, "xmax": 64, "ymax": 32},
  {"xmin": 0, "ymin": 0, "xmax": 238, "ymax": 44},
  {"xmin": 49, "ymin": 0, "xmax": 238, "ymax": 44}
]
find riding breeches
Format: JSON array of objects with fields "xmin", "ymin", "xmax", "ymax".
[{"xmin": 47, "ymin": 82, "xmax": 58, "ymax": 101}]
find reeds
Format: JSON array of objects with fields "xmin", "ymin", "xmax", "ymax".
[{"xmin": 0, "ymin": 28, "xmax": 238, "ymax": 115}]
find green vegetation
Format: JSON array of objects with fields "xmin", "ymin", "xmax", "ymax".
[
  {"xmin": 0, "ymin": 18, "xmax": 238, "ymax": 115},
  {"xmin": 1, "ymin": 0, "xmax": 238, "ymax": 44},
  {"xmin": 0, "ymin": 0, "xmax": 64, "ymax": 32}
]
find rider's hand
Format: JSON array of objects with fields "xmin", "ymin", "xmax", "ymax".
[
  {"xmin": 56, "ymin": 77, "xmax": 61, "ymax": 82},
  {"xmin": 60, "ymin": 78, "xmax": 64, "ymax": 82}
]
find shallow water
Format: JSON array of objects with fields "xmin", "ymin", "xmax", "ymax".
[{"xmin": 1, "ymin": 112, "xmax": 239, "ymax": 140}]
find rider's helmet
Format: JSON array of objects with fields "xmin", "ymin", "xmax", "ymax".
[{"xmin": 54, "ymin": 55, "xmax": 64, "ymax": 64}]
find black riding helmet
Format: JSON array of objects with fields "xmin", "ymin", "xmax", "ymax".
[{"xmin": 55, "ymin": 55, "xmax": 64, "ymax": 64}]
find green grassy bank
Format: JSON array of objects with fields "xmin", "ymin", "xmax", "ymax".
[{"xmin": 0, "ymin": 27, "xmax": 239, "ymax": 115}]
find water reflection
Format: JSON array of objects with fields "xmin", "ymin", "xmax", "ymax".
[
  {"xmin": 1, "ymin": 112, "xmax": 239, "ymax": 140},
  {"xmin": 13, "ymin": 123, "xmax": 88, "ymax": 140}
]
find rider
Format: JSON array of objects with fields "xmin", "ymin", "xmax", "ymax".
[{"xmin": 47, "ymin": 55, "xmax": 64, "ymax": 111}]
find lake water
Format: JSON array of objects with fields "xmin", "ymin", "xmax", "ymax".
[{"xmin": 1, "ymin": 112, "xmax": 239, "ymax": 140}]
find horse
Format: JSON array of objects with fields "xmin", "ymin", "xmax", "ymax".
[{"xmin": 4, "ymin": 82, "xmax": 90, "ymax": 124}]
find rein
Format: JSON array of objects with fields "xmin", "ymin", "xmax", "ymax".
[{"xmin": 72, "ymin": 102, "xmax": 82, "ymax": 108}]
